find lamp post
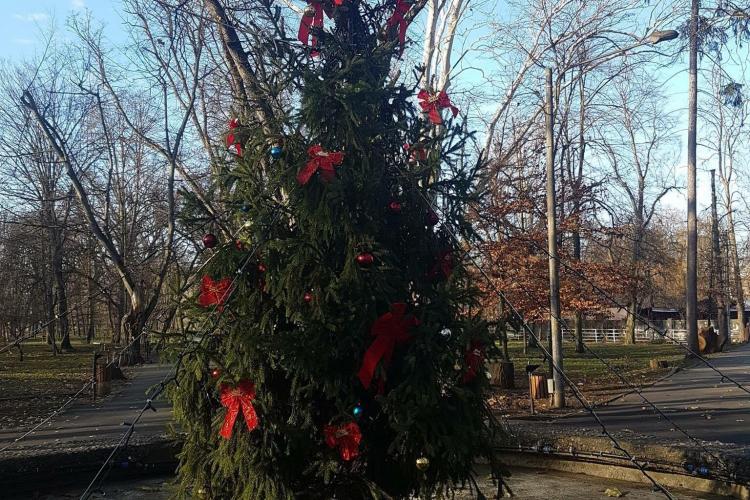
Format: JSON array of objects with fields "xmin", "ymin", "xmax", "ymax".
[{"xmin": 543, "ymin": 28, "xmax": 677, "ymax": 409}]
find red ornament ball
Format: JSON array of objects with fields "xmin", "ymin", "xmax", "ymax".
[
  {"xmin": 257, "ymin": 263, "xmax": 267, "ymax": 273},
  {"xmin": 425, "ymin": 211, "xmax": 440, "ymax": 226},
  {"xmin": 202, "ymin": 233, "xmax": 218, "ymax": 248},
  {"xmin": 303, "ymin": 291, "xmax": 313, "ymax": 303},
  {"xmin": 388, "ymin": 200, "xmax": 402, "ymax": 214},
  {"xmin": 210, "ymin": 368, "xmax": 221, "ymax": 379},
  {"xmin": 356, "ymin": 252, "xmax": 375, "ymax": 267}
]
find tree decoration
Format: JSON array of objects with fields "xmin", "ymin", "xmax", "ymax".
[
  {"xmin": 352, "ymin": 404, "xmax": 363, "ymax": 417},
  {"xmin": 226, "ymin": 118, "xmax": 243, "ymax": 156},
  {"xmin": 298, "ymin": 2, "xmax": 325, "ymax": 51},
  {"xmin": 219, "ymin": 379, "xmax": 259, "ymax": 439},
  {"xmin": 388, "ymin": 200, "xmax": 402, "ymax": 214},
  {"xmin": 417, "ymin": 90, "xmax": 459, "ymax": 125},
  {"xmin": 257, "ymin": 263, "xmax": 267, "ymax": 273},
  {"xmin": 210, "ymin": 367, "xmax": 222, "ymax": 379},
  {"xmin": 198, "ymin": 276, "xmax": 232, "ymax": 311},
  {"xmin": 303, "ymin": 291, "xmax": 313, "ymax": 303},
  {"xmin": 297, "ymin": 145, "xmax": 345, "ymax": 185},
  {"xmin": 202, "ymin": 233, "xmax": 218, "ymax": 249},
  {"xmin": 324, "ymin": 422, "xmax": 362, "ymax": 461},
  {"xmin": 241, "ymin": 204, "xmax": 250, "ymax": 213},
  {"xmin": 270, "ymin": 144, "xmax": 283, "ymax": 159},
  {"xmin": 416, "ymin": 456, "xmax": 430, "ymax": 471},
  {"xmin": 358, "ymin": 303, "xmax": 420, "ymax": 390},
  {"xmin": 403, "ymin": 142, "xmax": 427, "ymax": 162},
  {"xmin": 355, "ymin": 252, "xmax": 375, "ymax": 268},
  {"xmin": 461, "ymin": 341, "xmax": 485, "ymax": 383},
  {"xmin": 386, "ymin": 0, "xmax": 412, "ymax": 55},
  {"xmin": 439, "ymin": 328, "xmax": 452, "ymax": 339}
]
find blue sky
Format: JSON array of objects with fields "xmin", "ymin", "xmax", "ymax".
[
  {"xmin": 0, "ymin": 0, "xmax": 736, "ymax": 216},
  {"xmin": 0, "ymin": 0, "xmax": 119, "ymax": 56}
]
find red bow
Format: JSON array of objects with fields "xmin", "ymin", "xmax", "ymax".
[
  {"xmin": 417, "ymin": 90, "xmax": 459, "ymax": 125},
  {"xmin": 462, "ymin": 341, "xmax": 485, "ymax": 383},
  {"xmin": 219, "ymin": 380, "xmax": 259, "ymax": 439},
  {"xmin": 324, "ymin": 422, "xmax": 361, "ymax": 461},
  {"xmin": 297, "ymin": 145, "xmax": 345, "ymax": 185},
  {"xmin": 358, "ymin": 303, "xmax": 420, "ymax": 390},
  {"xmin": 387, "ymin": 0, "xmax": 411, "ymax": 55},
  {"xmin": 226, "ymin": 118, "xmax": 243, "ymax": 156},
  {"xmin": 198, "ymin": 275, "xmax": 232, "ymax": 311},
  {"xmin": 298, "ymin": 1, "xmax": 325, "ymax": 52}
]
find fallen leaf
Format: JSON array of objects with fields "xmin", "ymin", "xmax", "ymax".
[{"xmin": 604, "ymin": 487, "xmax": 624, "ymax": 497}]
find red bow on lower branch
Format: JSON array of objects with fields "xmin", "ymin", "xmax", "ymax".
[
  {"xmin": 417, "ymin": 90, "xmax": 459, "ymax": 125},
  {"xmin": 386, "ymin": 0, "xmax": 411, "ymax": 55},
  {"xmin": 462, "ymin": 341, "xmax": 485, "ymax": 383},
  {"xmin": 324, "ymin": 421, "xmax": 361, "ymax": 461},
  {"xmin": 219, "ymin": 379, "xmax": 259, "ymax": 439},
  {"xmin": 297, "ymin": 145, "xmax": 345, "ymax": 185},
  {"xmin": 198, "ymin": 275, "xmax": 232, "ymax": 311},
  {"xmin": 226, "ymin": 118, "xmax": 243, "ymax": 156},
  {"xmin": 358, "ymin": 303, "xmax": 420, "ymax": 390}
]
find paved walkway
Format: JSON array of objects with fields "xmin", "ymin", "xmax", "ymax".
[
  {"xmin": 0, "ymin": 363, "xmax": 173, "ymax": 454},
  {"xmin": 551, "ymin": 342, "xmax": 750, "ymax": 447}
]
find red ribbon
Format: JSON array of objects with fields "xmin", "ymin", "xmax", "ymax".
[
  {"xmin": 324, "ymin": 421, "xmax": 361, "ymax": 461},
  {"xmin": 358, "ymin": 303, "xmax": 420, "ymax": 390},
  {"xmin": 198, "ymin": 275, "xmax": 232, "ymax": 311},
  {"xmin": 386, "ymin": 0, "xmax": 411, "ymax": 55},
  {"xmin": 298, "ymin": 1, "xmax": 324, "ymax": 52},
  {"xmin": 297, "ymin": 145, "xmax": 345, "ymax": 185},
  {"xmin": 226, "ymin": 118, "xmax": 243, "ymax": 156},
  {"xmin": 417, "ymin": 90, "xmax": 459, "ymax": 125},
  {"xmin": 462, "ymin": 341, "xmax": 485, "ymax": 383},
  {"xmin": 219, "ymin": 379, "xmax": 259, "ymax": 439}
]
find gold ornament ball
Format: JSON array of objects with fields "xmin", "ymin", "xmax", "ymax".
[{"xmin": 416, "ymin": 456, "xmax": 430, "ymax": 471}]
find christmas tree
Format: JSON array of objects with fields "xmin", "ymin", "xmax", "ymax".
[{"xmin": 171, "ymin": 1, "xmax": 502, "ymax": 497}]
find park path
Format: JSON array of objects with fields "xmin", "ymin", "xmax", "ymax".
[
  {"xmin": 0, "ymin": 362, "xmax": 173, "ymax": 454},
  {"xmin": 550, "ymin": 342, "xmax": 750, "ymax": 447}
]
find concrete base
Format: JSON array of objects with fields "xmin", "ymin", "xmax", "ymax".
[{"xmin": 497, "ymin": 451, "xmax": 749, "ymax": 499}]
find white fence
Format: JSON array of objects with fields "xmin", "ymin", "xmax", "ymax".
[{"xmin": 505, "ymin": 326, "xmax": 742, "ymax": 344}]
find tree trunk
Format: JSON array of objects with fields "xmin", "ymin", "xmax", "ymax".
[
  {"xmin": 727, "ymin": 210, "xmax": 745, "ymax": 341},
  {"xmin": 685, "ymin": 0, "xmax": 700, "ymax": 355}
]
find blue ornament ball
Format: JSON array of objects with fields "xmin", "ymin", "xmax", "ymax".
[
  {"xmin": 353, "ymin": 405, "xmax": 363, "ymax": 417},
  {"xmin": 240, "ymin": 204, "xmax": 250, "ymax": 213},
  {"xmin": 270, "ymin": 145, "xmax": 283, "ymax": 159}
]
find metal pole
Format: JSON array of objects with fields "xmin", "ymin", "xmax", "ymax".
[
  {"xmin": 92, "ymin": 351, "xmax": 98, "ymax": 403},
  {"xmin": 545, "ymin": 68, "xmax": 565, "ymax": 408},
  {"xmin": 685, "ymin": 0, "xmax": 699, "ymax": 356}
]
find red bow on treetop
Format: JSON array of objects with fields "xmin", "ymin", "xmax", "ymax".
[
  {"xmin": 219, "ymin": 379, "xmax": 259, "ymax": 439},
  {"xmin": 386, "ymin": 0, "xmax": 412, "ymax": 55},
  {"xmin": 324, "ymin": 421, "xmax": 361, "ymax": 461},
  {"xmin": 358, "ymin": 303, "xmax": 420, "ymax": 390},
  {"xmin": 226, "ymin": 118, "xmax": 243, "ymax": 156},
  {"xmin": 297, "ymin": 145, "xmax": 345, "ymax": 185},
  {"xmin": 417, "ymin": 90, "xmax": 459, "ymax": 125},
  {"xmin": 298, "ymin": 1, "xmax": 325, "ymax": 52},
  {"xmin": 198, "ymin": 275, "xmax": 232, "ymax": 311},
  {"xmin": 462, "ymin": 341, "xmax": 485, "ymax": 383}
]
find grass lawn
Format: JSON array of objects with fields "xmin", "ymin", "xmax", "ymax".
[
  {"xmin": 0, "ymin": 340, "xmax": 97, "ymax": 429},
  {"xmin": 491, "ymin": 341, "xmax": 687, "ymax": 415}
]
